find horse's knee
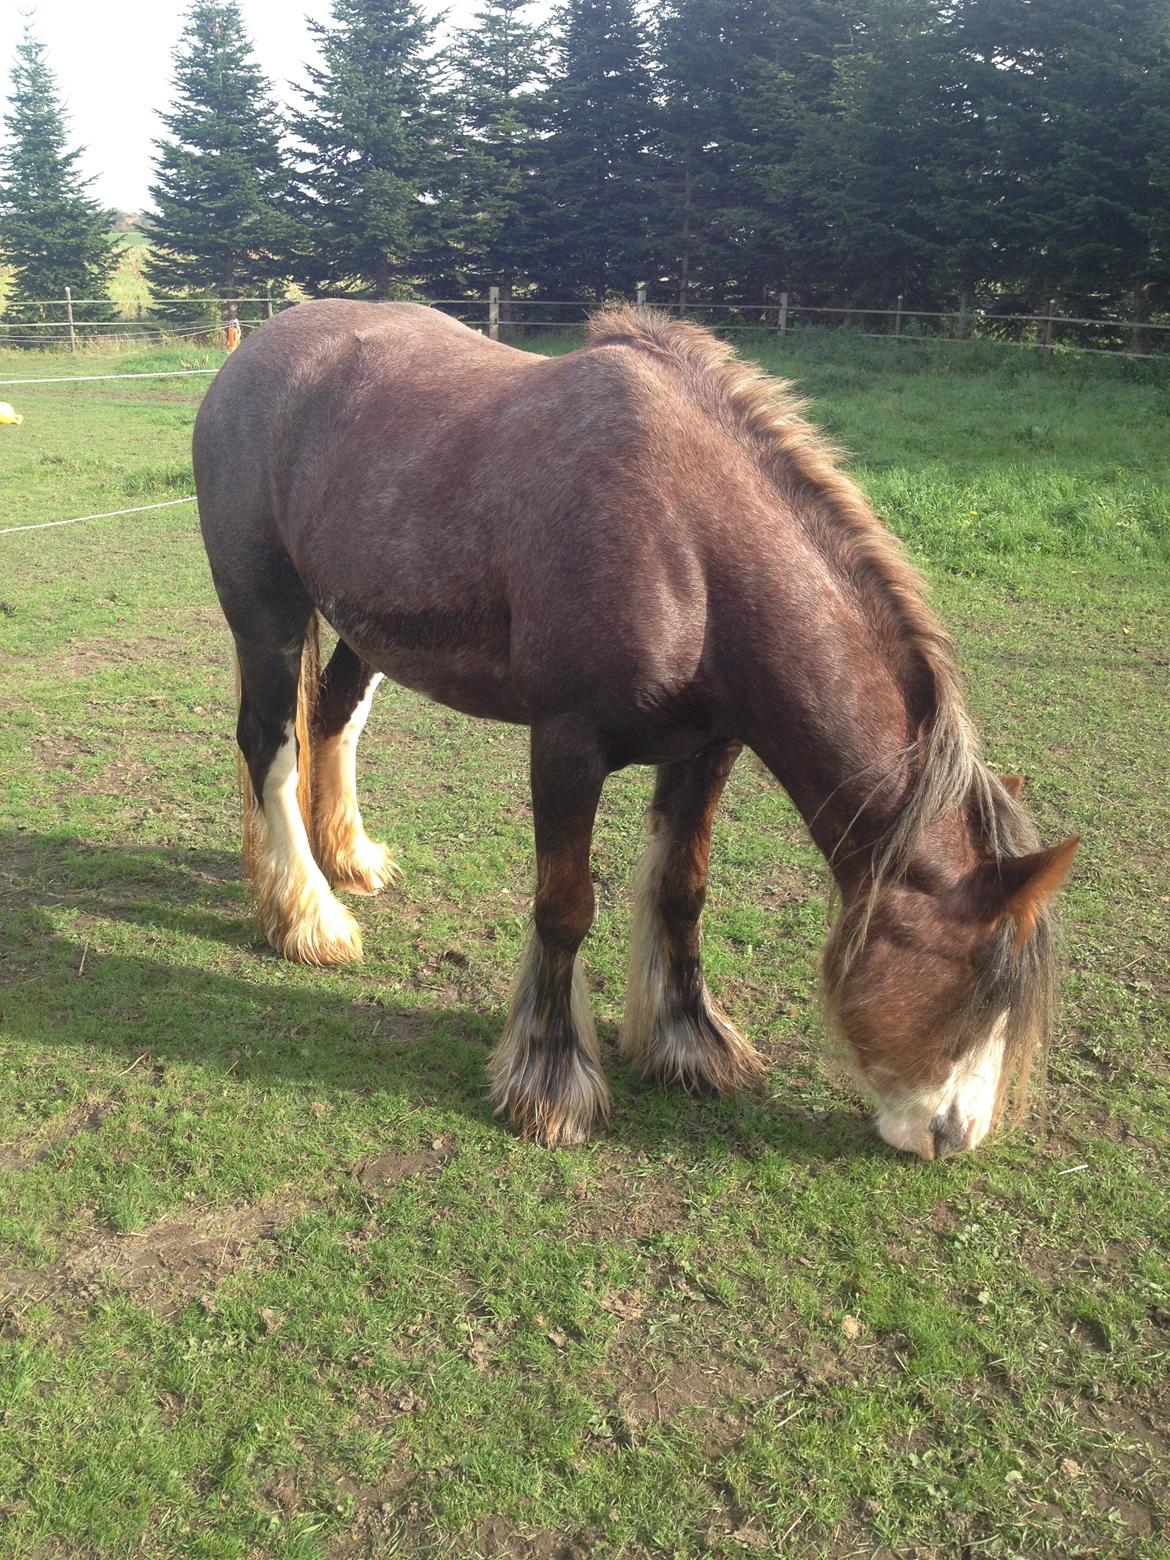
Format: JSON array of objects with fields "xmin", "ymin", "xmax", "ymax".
[{"xmin": 534, "ymin": 874, "xmax": 595, "ymax": 956}]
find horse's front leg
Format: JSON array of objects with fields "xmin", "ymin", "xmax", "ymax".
[
  {"xmin": 621, "ymin": 742, "xmax": 767, "ymax": 1095},
  {"xmin": 488, "ymin": 718, "xmax": 611, "ymax": 1147}
]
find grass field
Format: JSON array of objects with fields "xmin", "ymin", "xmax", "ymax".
[{"xmin": 1, "ymin": 328, "xmax": 1168, "ymax": 1558}]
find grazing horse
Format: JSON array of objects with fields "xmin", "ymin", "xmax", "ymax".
[{"xmin": 194, "ymin": 301, "xmax": 1077, "ymax": 1159}]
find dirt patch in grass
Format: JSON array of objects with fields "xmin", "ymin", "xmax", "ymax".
[
  {"xmin": 258, "ymin": 1464, "xmax": 417, "ymax": 1560},
  {"xmin": 66, "ymin": 1199, "xmax": 303, "ymax": 1317},
  {"xmin": 354, "ymin": 1142, "xmax": 454, "ymax": 1190},
  {"xmin": 566, "ymin": 1163, "xmax": 690, "ymax": 1244},
  {"xmin": 0, "ymin": 1096, "xmax": 118, "ymax": 1171},
  {"xmin": 58, "ymin": 634, "xmax": 179, "ymax": 680},
  {"xmin": 456, "ymin": 1516, "xmax": 605, "ymax": 1560},
  {"xmin": 1, "ymin": 1198, "xmax": 303, "ymax": 1328},
  {"xmin": 610, "ymin": 1344, "xmax": 757, "ymax": 1457}
]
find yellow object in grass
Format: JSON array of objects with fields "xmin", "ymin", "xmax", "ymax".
[{"xmin": 0, "ymin": 402, "xmax": 23, "ymax": 426}]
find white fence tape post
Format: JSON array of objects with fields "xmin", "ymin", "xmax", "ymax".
[
  {"xmin": 489, "ymin": 286, "xmax": 500, "ymax": 341},
  {"xmin": 64, "ymin": 287, "xmax": 77, "ymax": 354}
]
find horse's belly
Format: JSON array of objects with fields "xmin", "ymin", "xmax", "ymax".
[
  {"xmin": 318, "ymin": 592, "xmax": 526, "ymax": 723},
  {"xmin": 372, "ymin": 647, "xmax": 527, "ymax": 724}
]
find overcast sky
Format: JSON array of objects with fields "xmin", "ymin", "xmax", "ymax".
[{"xmin": 0, "ymin": 1, "xmax": 496, "ymax": 212}]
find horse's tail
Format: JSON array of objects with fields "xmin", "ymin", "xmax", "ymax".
[{"xmin": 236, "ymin": 613, "xmax": 321, "ymax": 883}]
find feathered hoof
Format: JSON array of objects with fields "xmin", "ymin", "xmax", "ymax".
[
  {"xmin": 621, "ymin": 993, "xmax": 766, "ymax": 1097},
  {"xmin": 487, "ymin": 1035, "xmax": 612, "ymax": 1148},
  {"xmin": 257, "ymin": 878, "xmax": 364, "ymax": 966},
  {"xmin": 324, "ymin": 835, "xmax": 400, "ymax": 897}
]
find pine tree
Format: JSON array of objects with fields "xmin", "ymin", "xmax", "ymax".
[
  {"xmin": 656, "ymin": 0, "xmax": 859, "ymax": 305},
  {"xmin": 535, "ymin": 0, "xmax": 658, "ymax": 300},
  {"xmin": 447, "ymin": 0, "xmax": 544, "ymax": 293},
  {"xmin": 960, "ymin": 0, "xmax": 1170, "ymax": 315},
  {"xmin": 0, "ymin": 27, "xmax": 115, "ymax": 324},
  {"xmin": 801, "ymin": 0, "xmax": 962, "ymax": 306},
  {"xmin": 145, "ymin": 0, "xmax": 292, "ymax": 314},
  {"xmin": 292, "ymin": 0, "xmax": 450, "ymax": 297}
]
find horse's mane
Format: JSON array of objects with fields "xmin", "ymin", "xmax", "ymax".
[{"xmin": 587, "ymin": 306, "xmax": 1057, "ymax": 1109}]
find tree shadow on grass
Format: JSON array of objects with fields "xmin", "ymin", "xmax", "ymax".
[{"xmin": 0, "ymin": 828, "xmax": 884, "ymax": 1166}]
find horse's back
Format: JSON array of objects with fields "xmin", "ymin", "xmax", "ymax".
[{"xmin": 194, "ymin": 300, "xmax": 776, "ymax": 732}]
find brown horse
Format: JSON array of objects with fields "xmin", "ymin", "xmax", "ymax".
[{"xmin": 194, "ymin": 301, "xmax": 1077, "ymax": 1159}]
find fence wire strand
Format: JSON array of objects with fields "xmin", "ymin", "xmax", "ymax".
[{"xmin": 0, "ymin": 495, "xmax": 198, "ymax": 539}]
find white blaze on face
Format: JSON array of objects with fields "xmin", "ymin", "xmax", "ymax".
[{"xmin": 874, "ymin": 1013, "xmax": 1008, "ymax": 1160}]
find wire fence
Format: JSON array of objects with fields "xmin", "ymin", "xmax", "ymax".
[
  {"xmin": 4, "ymin": 283, "xmax": 1167, "ymax": 542},
  {"xmin": 2, "ymin": 285, "xmax": 1168, "ymax": 360}
]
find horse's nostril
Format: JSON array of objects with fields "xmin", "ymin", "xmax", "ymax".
[{"xmin": 929, "ymin": 1104, "xmax": 969, "ymax": 1159}]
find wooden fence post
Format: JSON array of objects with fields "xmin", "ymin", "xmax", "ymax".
[
  {"xmin": 893, "ymin": 294, "xmax": 903, "ymax": 339},
  {"xmin": 489, "ymin": 286, "xmax": 500, "ymax": 341},
  {"xmin": 64, "ymin": 286, "xmax": 77, "ymax": 354},
  {"xmin": 636, "ymin": 286, "xmax": 646, "ymax": 308},
  {"xmin": 265, "ymin": 280, "xmax": 274, "ymax": 320},
  {"xmin": 1042, "ymin": 298, "xmax": 1056, "ymax": 354},
  {"xmin": 778, "ymin": 290, "xmax": 789, "ymax": 335}
]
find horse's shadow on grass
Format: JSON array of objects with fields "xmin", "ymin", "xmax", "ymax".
[{"xmin": 0, "ymin": 828, "xmax": 884, "ymax": 1166}]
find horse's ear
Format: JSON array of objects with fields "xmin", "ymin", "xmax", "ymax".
[
  {"xmin": 1000, "ymin": 773, "xmax": 1025, "ymax": 800},
  {"xmin": 982, "ymin": 836, "xmax": 1080, "ymax": 949}
]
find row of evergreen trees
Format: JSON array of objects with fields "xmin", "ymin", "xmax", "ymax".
[{"xmin": 2, "ymin": 0, "xmax": 1169, "ymax": 323}]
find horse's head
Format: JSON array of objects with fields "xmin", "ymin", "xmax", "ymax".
[{"xmin": 823, "ymin": 823, "xmax": 1078, "ymax": 1160}]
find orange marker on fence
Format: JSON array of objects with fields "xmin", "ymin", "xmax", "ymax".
[{"xmin": 226, "ymin": 315, "xmax": 241, "ymax": 353}]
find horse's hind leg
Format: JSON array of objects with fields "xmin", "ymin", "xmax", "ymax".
[
  {"xmin": 312, "ymin": 639, "xmax": 398, "ymax": 895},
  {"xmin": 231, "ymin": 571, "xmax": 363, "ymax": 967},
  {"xmin": 488, "ymin": 718, "xmax": 611, "ymax": 1147},
  {"xmin": 621, "ymin": 742, "xmax": 766, "ymax": 1095}
]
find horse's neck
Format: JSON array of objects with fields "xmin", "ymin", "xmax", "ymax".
[{"xmin": 729, "ymin": 566, "xmax": 937, "ymax": 892}]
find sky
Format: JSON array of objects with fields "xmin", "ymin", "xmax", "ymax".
[{"xmin": 0, "ymin": 0, "xmax": 490, "ymax": 212}]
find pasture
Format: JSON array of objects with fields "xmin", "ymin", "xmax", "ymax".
[{"xmin": 1, "ymin": 329, "xmax": 1167, "ymax": 1558}]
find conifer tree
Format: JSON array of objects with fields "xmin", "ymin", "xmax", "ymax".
[
  {"xmin": 656, "ymin": 0, "xmax": 857, "ymax": 305},
  {"xmin": 0, "ymin": 28, "xmax": 115, "ymax": 323},
  {"xmin": 535, "ymin": 0, "xmax": 658, "ymax": 300},
  {"xmin": 145, "ymin": 0, "xmax": 292, "ymax": 312},
  {"xmin": 448, "ymin": 0, "xmax": 544, "ymax": 292},
  {"xmin": 957, "ymin": 0, "xmax": 1170, "ymax": 314},
  {"xmin": 292, "ymin": 0, "xmax": 450, "ymax": 296},
  {"xmin": 801, "ymin": 0, "xmax": 962, "ymax": 306}
]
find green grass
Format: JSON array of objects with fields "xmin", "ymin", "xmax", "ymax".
[{"xmin": 0, "ymin": 330, "xmax": 1167, "ymax": 1558}]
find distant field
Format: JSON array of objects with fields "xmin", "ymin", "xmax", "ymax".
[{"xmin": 1, "ymin": 328, "xmax": 1167, "ymax": 1557}]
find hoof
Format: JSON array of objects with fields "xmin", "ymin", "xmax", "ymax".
[
  {"xmin": 325, "ymin": 835, "xmax": 400, "ymax": 897},
  {"xmin": 257, "ymin": 877, "xmax": 364, "ymax": 966},
  {"xmin": 620, "ymin": 991, "xmax": 766, "ymax": 1097},
  {"xmin": 487, "ymin": 1038, "xmax": 612, "ymax": 1148}
]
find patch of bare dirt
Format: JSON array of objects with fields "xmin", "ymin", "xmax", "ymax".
[
  {"xmin": 609, "ymin": 1346, "xmax": 757, "ymax": 1457},
  {"xmin": 253, "ymin": 1456, "xmax": 416, "ymax": 1559},
  {"xmin": 1, "ymin": 1199, "xmax": 303, "ymax": 1331},
  {"xmin": 354, "ymin": 1142, "xmax": 454, "ymax": 1190},
  {"xmin": 58, "ymin": 634, "xmax": 178, "ymax": 680},
  {"xmin": 66, "ymin": 1199, "xmax": 303, "ymax": 1317},
  {"xmin": 456, "ymin": 1516, "xmax": 606, "ymax": 1560},
  {"xmin": 565, "ymin": 1164, "xmax": 689, "ymax": 1243},
  {"xmin": 0, "ymin": 1097, "xmax": 118, "ymax": 1172}
]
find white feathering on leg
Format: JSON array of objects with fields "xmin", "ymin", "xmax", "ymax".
[{"xmin": 252, "ymin": 724, "xmax": 363, "ymax": 965}]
